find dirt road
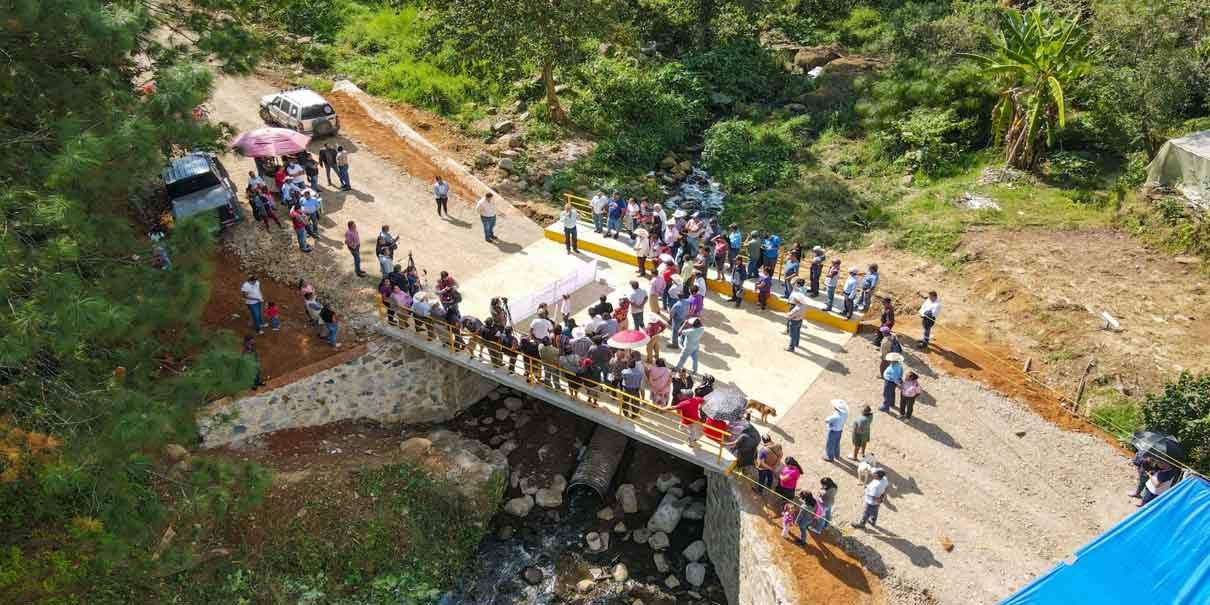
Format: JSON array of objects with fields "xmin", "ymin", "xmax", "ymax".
[
  {"xmin": 207, "ymin": 72, "xmax": 544, "ymax": 319},
  {"xmin": 773, "ymin": 331, "xmax": 1137, "ymax": 605}
]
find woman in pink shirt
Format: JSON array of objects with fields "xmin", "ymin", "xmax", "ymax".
[
  {"xmin": 645, "ymin": 357, "xmax": 672, "ymax": 406},
  {"xmin": 776, "ymin": 457, "xmax": 803, "ymax": 501}
]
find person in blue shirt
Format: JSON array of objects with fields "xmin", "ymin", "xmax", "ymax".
[
  {"xmin": 669, "ymin": 293, "xmax": 690, "ymax": 351},
  {"xmin": 841, "ymin": 267, "xmax": 859, "ymax": 319},
  {"xmin": 781, "ymin": 253, "xmax": 801, "ymax": 299},
  {"xmin": 606, "ymin": 193, "xmax": 624, "ymax": 238},
  {"xmin": 763, "ymin": 233, "xmax": 781, "ymax": 273},
  {"xmin": 675, "ymin": 318, "xmax": 705, "ymax": 373},
  {"xmin": 880, "ymin": 352, "xmax": 904, "ymax": 411},
  {"xmin": 857, "ymin": 263, "xmax": 880, "ymax": 312}
]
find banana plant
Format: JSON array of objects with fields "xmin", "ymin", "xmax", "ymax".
[{"xmin": 968, "ymin": 7, "xmax": 1092, "ymax": 170}]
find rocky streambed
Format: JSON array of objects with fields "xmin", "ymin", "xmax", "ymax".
[{"xmin": 434, "ymin": 387, "xmax": 727, "ymax": 604}]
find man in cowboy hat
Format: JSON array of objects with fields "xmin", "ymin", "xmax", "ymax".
[
  {"xmin": 918, "ymin": 290, "xmax": 942, "ymax": 349},
  {"xmin": 822, "ymin": 399, "xmax": 849, "ymax": 462},
  {"xmin": 809, "ymin": 245, "xmax": 826, "ymax": 297},
  {"xmin": 881, "ymin": 352, "xmax": 904, "ymax": 411}
]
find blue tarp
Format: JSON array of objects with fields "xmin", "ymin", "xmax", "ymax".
[{"xmin": 1002, "ymin": 476, "xmax": 1210, "ymax": 605}]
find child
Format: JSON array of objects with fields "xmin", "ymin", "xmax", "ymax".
[
  {"xmin": 781, "ymin": 502, "xmax": 796, "ymax": 539},
  {"xmin": 266, "ymin": 301, "xmax": 281, "ymax": 331},
  {"xmin": 756, "ymin": 266, "xmax": 773, "ymax": 310}
]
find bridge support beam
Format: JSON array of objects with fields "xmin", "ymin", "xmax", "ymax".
[{"xmin": 197, "ymin": 341, "xmax": 496, "ymax": 448}]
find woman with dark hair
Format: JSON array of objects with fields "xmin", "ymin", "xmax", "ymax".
[
  {"xmin": 816, "ymin": 477, "xmax": 838, "ymax": 533},
  {"xmin": 794, "ymin": 490, "xmax": 822, "ymax": 544},
  {"xmin": 776, "ymin": 457, "xmax": 803, "ymax": 501}
]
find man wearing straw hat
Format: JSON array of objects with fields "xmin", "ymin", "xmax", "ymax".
[
  {"xmin": 881, "ymin": 352, "xmax": 905, "ymax": 412},
  {"xmin": 822, "ymin": 399, "xmax": 849, "ymax": 463}
]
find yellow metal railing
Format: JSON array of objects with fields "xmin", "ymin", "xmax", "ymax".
[
  {"xmin": 376, "ymin": 296, "xmax": 733, "ymax": 464},
  {"xmin": 561, "ymin": 191, "xmax": 793, "ymax": 281}
]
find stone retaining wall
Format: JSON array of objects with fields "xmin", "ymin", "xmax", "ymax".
[
  {"xmin": 198, "ymin": 341, "xmax": 496, "ymax": 447},
  {"xmin": 705, "ymin": 472, "xmax": 798, "ymax": 605}
]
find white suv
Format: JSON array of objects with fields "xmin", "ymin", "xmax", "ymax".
[{"xmin": 259, "ymin": 88, "xmax": 340, "ymax": 136}]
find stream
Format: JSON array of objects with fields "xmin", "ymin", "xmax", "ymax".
[{"xmin": 442, "ymin": 396, "xmax": 726, "ymax": 605}]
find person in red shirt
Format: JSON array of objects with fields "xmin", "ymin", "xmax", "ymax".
[
  {"xmin": 660, "ymin": 395, "xmax": 704, "ymax": 447},
  {"xmin": 288, "ymin": 206, "xmax": 312, "ymax": 252}
]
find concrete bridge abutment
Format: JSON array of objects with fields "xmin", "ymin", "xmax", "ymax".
[{"xmin": 197, "ymin": 341, "xmax": 496, "ymax": 448}]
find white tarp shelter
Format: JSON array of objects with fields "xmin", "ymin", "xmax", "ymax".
[{"xmin": 1146, "ymin": 130, "xmax": 1210, "ymax": 206}]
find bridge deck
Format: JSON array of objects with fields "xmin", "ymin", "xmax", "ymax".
[
  {"xmin": 374, "ymin": 320, "xmax": 737, "ymax": 473},
  {"xmin": 544, "ymin": 222, "xmax": 868, "ymax": 333}
]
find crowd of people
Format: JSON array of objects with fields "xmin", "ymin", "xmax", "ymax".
[
  {"xmin": 358, "ymin": 201, "xmax": 950, "ymax": 542},
  {"xmin": 237, "ymin": 162, "xmax": 959, "ymax": 540},
  {"xmin": 243, "ymin": 143, "xmax": 354, "ymax": 254}
]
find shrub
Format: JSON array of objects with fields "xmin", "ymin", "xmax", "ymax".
[
  {"xmin": 857, "ymin": 57, "xmax": 996, "ymax": 146},
  {"xmin": 720, "ymin": 173, "xmax": 874, "ymax": 250},
  {"xmin": 701, "ymin": 118, "xmax": 806, "ymax": 193},
  {"xmin": 882, "ymin": 108, "xmax": 975, "ymax": 177},
  {"xmin": 571, "ymin": 59, "xmax": 706, "ymax": 171},
  {"xmin": 683, "ymin": 38, "xmax": 808, "ymax": 104},
  {"xmin": 1043, "ymin": 151, "xmax": 1100, "ymax": 188},
  {"xmin": 1141, "ymin": 372, "xmax": 1210, "ymax": 475},
  {"xmin": 267, "ymin": 0, "xmax": 357, "ymax": 43}
]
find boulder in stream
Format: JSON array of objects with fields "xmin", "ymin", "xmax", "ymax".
[
  {"xmin": 616, "ymin": 484, "xmax": 639, "ymax": 513},
  {"xmin": 646, "ymin": 492, "xmax": 685, "ymax": 533},
  {"xmin": 504, "ymin": 495, "xmax": 534, "ymax": 517},
  {"xmin": 685, "ymin": 562, "xmax": 707, "ymax": 587}
]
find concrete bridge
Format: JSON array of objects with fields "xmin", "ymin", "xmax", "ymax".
[{"xmin": 372, "ymin": 312, "xmax": 737, "ymax": 473}]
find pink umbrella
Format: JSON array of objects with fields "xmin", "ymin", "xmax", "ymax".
[
  {"xmin": 231, "ymin": 127, "xmax": 312, "ymax": 157},
  {"xmin": 607, "ymin": 329, "xmax": 650, "ymax": 350}
]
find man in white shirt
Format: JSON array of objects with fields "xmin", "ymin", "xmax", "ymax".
[
  {"xmin": 240, "ymin": 274, "xmax": 265, "ymax": 334},
  {"xmin": 784, "ymin": 283, "xmax": 809, "ymax": 351},
  {"xmin": 530, "ymin": 313, "xmax": 554, "ymax": 341},
  {"xmin": 476, "ymin": 192, "xmax": 498, "ymax": 243},
  {"xmin": 590, "ymin": 191, "xmax": 608, "ymax": 233},
  {"xmin": 560, "ymin": 202, "xmax": 579, "ymax": 254},
  {"xmin": 286, "ymin": 159, "xmax": 306, "ymax": 186},
  {"xmin": 853, "ymin": 470, "xmax": 889, "ymax": 529},
  {"xmin": 918, "ymin": 290, "xmax": 941, "ymax": 349},
  {"xmin": 822, "ymin": 399, "xmax": 848, "ymax": 462},
  {"xmin": 433, "ymin": 176, "xmax": 450, "ymax": 217}
]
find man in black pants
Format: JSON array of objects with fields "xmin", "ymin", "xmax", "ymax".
[
  {"xmin": 318, "ymin": 143, "xmax": 338, "ymax": 187},
  {"xmin": 809, "ymin": 245, "xmax": 825, "ymax": 297},
  {"xmin": 433, "ymin": 175, "xmax": 450, "ymax": 217}
]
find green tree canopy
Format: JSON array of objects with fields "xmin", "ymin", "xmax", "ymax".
[
  {"xmin": 1, "ymin": 0, "xmax": 265, "ymax": 599},
  {"xmin": 425, "ymin": 0, "xmax": 623, "ymax": 121}
]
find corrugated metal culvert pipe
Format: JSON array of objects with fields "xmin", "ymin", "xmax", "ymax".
[{"xmin": 567, "ymin": 426, "xmax": 630, "ymax": 499}]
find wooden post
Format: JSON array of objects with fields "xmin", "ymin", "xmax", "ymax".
[{"xmin": 1073, "ymin": 359, "xmax": 1096, "ymax": 412}]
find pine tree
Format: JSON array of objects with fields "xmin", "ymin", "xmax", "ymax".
[{"xmin": 0, "ymin": 1, "xmax": 267, "ymax": 599}]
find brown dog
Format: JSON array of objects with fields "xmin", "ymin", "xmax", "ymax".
[{"xmin": 745, "ymin": 399, "xmax": 777, "ymax": 423}]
